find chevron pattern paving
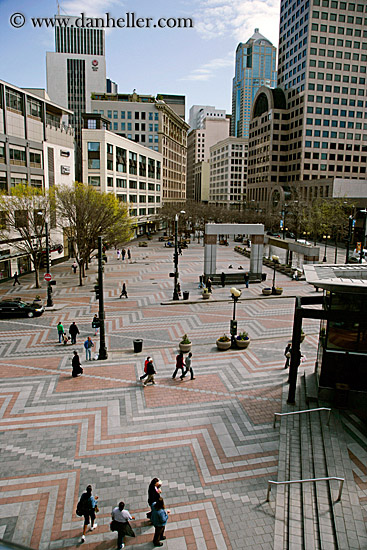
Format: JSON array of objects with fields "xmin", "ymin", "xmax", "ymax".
[{"xmin": 0, "ymin": 239, "xmax": 365, "ymax": 549}]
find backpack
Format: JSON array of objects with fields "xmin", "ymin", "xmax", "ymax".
[{"xmin": 76, "ymin": 493, "xmax": 89, "ymax": 517}]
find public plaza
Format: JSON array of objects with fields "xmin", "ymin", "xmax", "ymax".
[{"xmin": 0, "ymin": 238, "xmax": 366, "ymax": 550}]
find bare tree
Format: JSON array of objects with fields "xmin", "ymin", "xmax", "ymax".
[
  {"xmin": 56, "ymin": 183, "xmax": 132, "ymax": 286},
  {"xmin": 0, "ymin": 184, "xmax": 53, "ymax": 288}
]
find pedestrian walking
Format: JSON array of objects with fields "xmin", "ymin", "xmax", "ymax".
[
  {"xmin": 180, "ymin": 352, "xmax": 195, "ymax": 380},
  {"xmin": 76, "ymin": 484, "xmax": 98, "ymax": 543},
  {"xmin": 127, "ymin": 248, "xmax": 131, "ymax": 261},
  {"xmin": 111, "ymin": 501, "xmax": 135, "ymax": 549},
  {"xmin": 172, "ymin": 351, "xmax": 184, "ymax": 379},
  {"xmin": 119, "ymin": 282, "xmax": 128, "ymax": 299},
  {"xmin": 284, "ymin": 343, "xmax": 292, "ymax": 369},
  {"xmin": 72, "ymin": 261, "xmax": 78, "ymax": 274},
  {"xmin": 72, "ymin": 350, "xmax": 83, "ymax": 377},
  {"xmin": 13, "ymin": 272, "xmax": 20, "ymax": 286},
  {"xmin": 244, "ymin": 272, "xmax": 250, "ymax": 289},
  {"xmin": 140, "ymin": 356, "xmax": 151, "ymax": 381},
  {"xmin": 69, "ymin": 321, "xmax": 80, "ymax": 345},
  {"xmin": 146, "ymin": 478, "xmax": 162, "ymax": 519},
  {"xmin": 57, "ymin": 322, "xmax": 64, "ymax": 343},
  {"xmin": 143, "ymin": 359, "xmax": 156, "ymax": 386},
  {"xmin": 151, "ymin": 497, "xmax": 170, "ymax": 547},
  {"xmin": 178, "ymin": 244, "xmax": 182, "ymax": 255},
  {"xmin": 122, "ymin": 248, "xmax": 126, "ymax": 260},
  {"xmin": 84, "ymin": 337, "xmax": 94, "ymax": 361},
  {"xmin": 206, "ymin": 278, "xmax": 212, "ymax": 294},
  {"xmin": 221, "ymin": 272, "xmax": 226, "ymax": 287},
  {"xmin": 92, "ymin": 314, "xmax": 100, "ymax": 336},
  {"xmin": 177, "ymin": 282, "xmax": 181, "ymax": 298},
  {"xmin": 117, "ymin": 249, "xmax": 121, "ymax": 260}
]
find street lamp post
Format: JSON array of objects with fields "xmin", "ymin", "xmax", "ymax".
[
  {"xmin": 97, "ymin": 236, "xmax": 108, "ymax": 360},
  {"xmin": 359, "ymin": 209, "xmax": 367, "ymax": 264},
  {"xmin": 173, "ymin": 210, "xmax": 185, "ymax": 301},
  {"xmin": 323, "ymin": 235, "xmax": 330, "ymax": 262},
  {"xmin": 230, "ymin": 287, "xmax": 241, "ymax": 348},
  {"xmin": 271, "ymin": 256, "xmax": 279, "ymax": 295},
  {"xmin": 345, "ymin": 215, "xmax": 354, "ymax": 263},
  {"xmin": 43, "ymin": 220, "xmax": 53, "ymax": 307}
]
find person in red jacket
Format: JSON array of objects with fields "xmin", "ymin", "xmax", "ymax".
[
  {"xmin": 171, "ymin": 352, "xmax": 184, "ymax": 379},
  {"xmin": 140, "ymin": 357, "xmax": 151, "ymax": 381}
]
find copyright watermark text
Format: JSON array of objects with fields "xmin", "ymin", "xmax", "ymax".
[{"xmin": 10, "ymin": 12, "xmax": 194, "ymax": 30}]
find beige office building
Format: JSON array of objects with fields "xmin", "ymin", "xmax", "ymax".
[
  {"xmin": 209, "ymin": 137, "xmax": 248, "ymax": 207},
  {"xmin": 91, "ymin": 92, "xmax": 189, "ymax": 203}
]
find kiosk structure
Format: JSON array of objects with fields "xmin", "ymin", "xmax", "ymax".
[{"xmin": 204, "ymin": 223, "xmax": 264, "ymax": 279}]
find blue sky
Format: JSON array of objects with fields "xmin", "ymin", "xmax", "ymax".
[{"xmin": 0, "ymin": 0, "xmax": 280, "ymax": 116}]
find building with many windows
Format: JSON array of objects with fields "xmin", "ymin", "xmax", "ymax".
[
  {"xmin": 247, "ymin": 0, "xmax": 367, "ymax": 210},
  {"xmin": 82, "ymin": 114, "xmax": 162, "ymax": 235},
  {"xmin": 91, "ymin": 91, "xmax": 189, "ymax": 203},
  {"xmin": 209, "ymin": 137, "xmax": 248, "ymax": 208},
  {"xmin": 0, "ymin": 79, "xmax": 75, "ymax": 281},
  {"xmin": 187, "ymin": 112, "xmax": 229, "ymax": 201},
  {"xmin": 189, "ymin": 105, "xmax": 227, "ymax": 129},
  {"xmin": 231, "ymin": 29, "xmax": 277, "ymax": 139}
]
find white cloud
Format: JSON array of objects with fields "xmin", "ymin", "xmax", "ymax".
[
  {"xmin": 193, "ymin": 0, "xmax": 279, "ymax": 46},
  {"xmin": 180, "ymin": 51, "xmax": 233, "ymax": 82},
  {"xmin": 59, "ymin": 0, "xmax": 124, "ymax": 17}
]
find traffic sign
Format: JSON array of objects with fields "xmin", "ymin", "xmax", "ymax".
[{"xmin": 44, "ymin": 273, "xmax": 52, "ymax": 282}]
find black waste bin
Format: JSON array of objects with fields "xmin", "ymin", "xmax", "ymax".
[
  {"xmin": 183, "ymin": 291, "xmax": 190, "ymax": 300},
  {"xmin": 261, "ymin": 273, "xmax": 267, "ymax": 281},
  {"xmin": 133, "ymin": 339, "xmax": 143, "ymax": 353}
]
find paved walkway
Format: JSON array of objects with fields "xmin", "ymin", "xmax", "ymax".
[{"xmin": 0, "ymin": 239, "xmax": 365, "ymax": 549}]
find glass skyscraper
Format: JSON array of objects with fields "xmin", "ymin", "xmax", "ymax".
[{"xmin": 231, "ymin": 29, "xmax": 277, "ymax": 138}]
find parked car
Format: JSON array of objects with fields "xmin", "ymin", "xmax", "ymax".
[
  {"xmin": 266, "ymin": 231, "xmax": 281, "ymax": 238},
  {"xmin": 285, "ymin": 231, "xmax": 296, "ymax": 239},
  {"xmin": 0, "ymin": 299, "xmax": 45, "ymax": 318},
  {"xmin": 296, "ymin": 239, "xmax": 311, "ymax": 245},
  {"xmin": 347, "ymin": 256, "xmax": 367, "ymax": 264}
]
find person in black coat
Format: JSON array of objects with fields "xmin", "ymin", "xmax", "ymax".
[
  {"xmin": 146, "ymin": 478, "xmax": 162, "ymax": 519},
  {"xmin": 72, "ymin": 351, "xmax": 83, "ymax": 377},
  {"xmin": 69, "ymin": 322, "xmax": 80, "ymax": 344}
]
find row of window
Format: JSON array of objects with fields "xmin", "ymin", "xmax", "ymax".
[
  {"xmin": 93, "ymin": 109, "xmax": 159, "ymax": 121},
  {"xmin": 312, "ymin": 1, "xmax": 366, "ymax": 11},
  {"xmin": 0, "ymin": 145, "xmax": 42, "ymax": 168}
]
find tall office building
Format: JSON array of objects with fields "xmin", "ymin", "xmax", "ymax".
[
  {"xmin": 247, "ymin": 0, "xmax": 367, "ymax": 209},
  {"xmin": 231, "ymin": 29, "xmax": 277, "ymax": 139},
  {"xmin": 189, "ymin": 105, "xmax": 227, "ymax": 129},
  {"xmin": 46, "ymin": 15, "xmax": 107, "ymax": 178},
  {"xmin": 187, "ymin": 111, "xmax": 229, "ymax": 201}
]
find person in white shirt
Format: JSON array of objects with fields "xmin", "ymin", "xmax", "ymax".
[{"xmin": 111, "ymin": 501, "xmax": 135, "ymax": 549}]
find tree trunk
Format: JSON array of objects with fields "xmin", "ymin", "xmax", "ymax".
[
  {"xmin": 82, "ymin": 263, "xmax": 86, "ymax": 278},
  {"xmin": 35, "ymin": 268, "xmax": 40, "ymax": 289},
  {"xmin": 78, "ymin": 265, "xmax": 83, "ymax": 286}
]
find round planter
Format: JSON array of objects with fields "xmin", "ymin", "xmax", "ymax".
[
  {"xmin": 179, "ymin": 342, "xmax": 192, "ymax": 353},
  {"xmin": 275, "ymin": 289, "xmax": 283, "ymax": 295},
  {"xmin": 33, "ymin": 300, "xmax": 43, "ymax": 307},
  {"xmin": 216, "ymin": 339, "xmax": 231, "ymax": 350},
  {"xmin": 236, "ymin": 338, "xmax": 250, "ymax": 349},
  {"xmin": 262, "ymin": 289, "xmax": 272, "ymax": 296},
  {"xmin": 202, "ymin": 292, "xmax": 210, "ymax": 300}
]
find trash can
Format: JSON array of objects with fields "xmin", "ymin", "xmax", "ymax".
[
  {"xmin": 261, "ymin": 273, "xmax": 267, "ymax": 281},
  {"xmin": 183, "ymin": 291, "xmax": 190, "ymax": 300},
  {"xmin": 133, "ymin": 339, "xmax": 143, "ymax": 353}
]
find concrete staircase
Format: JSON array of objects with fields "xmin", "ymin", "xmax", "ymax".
[{"xmin": 272, "ymin": 372, "xmax": 367, "ymax": 549}]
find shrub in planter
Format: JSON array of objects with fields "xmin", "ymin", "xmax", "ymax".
[
  {"xmin": 216, "ymin": 334, "xmax": 231, "ymax": 350},
  {"xmin": 179, "ymin": 334, "xmax": 192, "ymax": 352},
  {"xmin": 236, "ymin": 331, "xmax": 250, "ymax": 349}
]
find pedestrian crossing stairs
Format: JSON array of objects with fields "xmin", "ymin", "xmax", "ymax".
[{"xmin": 271, "ymin": 372, "xmax": 367, "ymax": 549}]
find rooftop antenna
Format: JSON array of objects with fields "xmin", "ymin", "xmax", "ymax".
[{"xmin": 57, "ymin": 1, "xmax": 60, "ymax": 15}]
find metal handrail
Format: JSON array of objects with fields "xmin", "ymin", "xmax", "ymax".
[
  {"xmin": 273, "ymin": 407, "xmax": 331, "ymax": 428},
  {"xmin": 266, "ymin": 477, "xmax": 344, "ymax": 502}
]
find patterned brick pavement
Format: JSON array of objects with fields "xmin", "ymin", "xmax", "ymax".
[{"xmin": 0, "ymin": 239, "xmax": 365, "ymax": 549}]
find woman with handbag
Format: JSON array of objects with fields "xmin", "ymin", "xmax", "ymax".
[
  {"xmin": 111, "ymin": 501, "xmax": 135, "ymax": 549},
  {"xmin": 146, "ymin": 478, "xmax": 162, "ymax": 519},
  {"xmin": 79, "ymin": 484, "xmax": 98, "ymax": 543}
]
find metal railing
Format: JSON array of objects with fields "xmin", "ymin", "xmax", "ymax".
[
  {"xmin": 266, "ymin": 477, "xmax": 344, "ymax": 502},
  {"xmin": 273, "ymin": 407, "xmax": 331, "ymax": 428}
]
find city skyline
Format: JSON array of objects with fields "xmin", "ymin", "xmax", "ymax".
[{"xmin": 0, "ymin": 0, "xmax": 280, "ymax": 117}]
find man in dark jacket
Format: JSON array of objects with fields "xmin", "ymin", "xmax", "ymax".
[
  {"xmin": 72, "ymin": 351, "xmax": 83, "ymax": 377},
  {"xmin": 143, "ymin": 359, "xmax": 156, "ymax": 386},
  {"xmin": 171, "ymin": 352, "xmax": 184, "ymax": 379},
  {"xmin": 69, "ymin": 322, "xmax": 80, "ymax": 344}
]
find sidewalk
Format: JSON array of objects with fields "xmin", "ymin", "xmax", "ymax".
[{"xmin": 0, "ymin": 238, "xmax": 365, "ymax": 549}]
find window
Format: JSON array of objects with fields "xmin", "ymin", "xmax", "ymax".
[
  {"xmin": 139, "ymin": 182, "xmax": 146, "ymax": 190},
  {"xmin": 29, "ymin": 151, "xmax": 42, "ymax": 168},
  {"xmin": 116, "ymin": 147, "xmax": 127, "ymax": 172},
  {"xmin": 107, "ymin": 177, "xmax": 113, "ymax": 187},
  {"xmin": 139, "ymin": 155, "xmax": 146, "ymax": 177},
  {"xmin": 88, "ymin": 176, "xmax": 100, "ymax": 186},
  {"xmin": 116, "ymin": 179, "xmax": 126, "ymax": 188},
  {"xmin": 121, "ymin": 111, "xmax": 125, "ymax": 119},
  {"xmin": 6, "ymin": 88, "xmax": 23, "ymax": 112},
  {"xmin": 129, "ymin": 151, "xmax": 137, "ymax": 175},
  {"xmin": 129, "ymin": 180, "xmax": 137, "ymax": 189},
  {"xmin": 9, "ymin": 147, "xmax": 26, "ymax": 166},
  {"xmin": 129, "ymin": 195, "xmax": 137, "ymax": 203},
  {"xmin": 27, "ymin": 97, "xmax": 42, "ymax": 119}
]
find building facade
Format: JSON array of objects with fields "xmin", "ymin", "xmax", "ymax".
[
  {"xmin": 82, "ymin": 114, "xmax": 162, "ymax": 235},
  {"xmin": 187, "ymin": 114, "xmax": 229, "ymax": 201},
  {"xmin": 189, "ymin": 105, "xmax": 227, "ymax": 129},
  {"xmin": 46, "ymin": 15, "xmax": 107, "ymax": 179},
  {"xmin": 91, "ymin": 92, "xmax": 189, "ymax": 203},
  {"xmin": 209, "ymin": 137, "xmax": 248, "ymax": 207},
  {"xmin": 0, "ymin": 79, "xmax": 75, "ymax": 280},
  {"xmin": 231, "ymin": 29, "xmax": 277, "ymax": 139},
  {"xmin": 248, "ymin": 0, "xmax": 367, "ymax": 210}
]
